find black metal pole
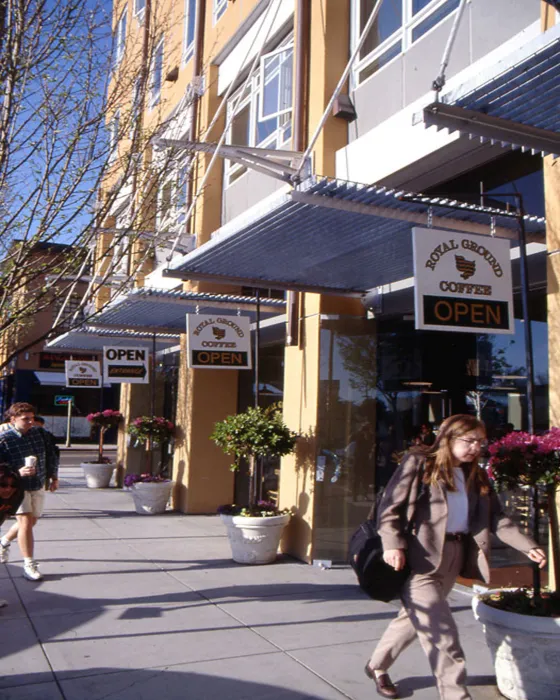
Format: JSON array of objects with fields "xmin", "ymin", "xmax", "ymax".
[
  {"xmin": 151, "ymin": 333, "xmax": 156, "ymax": 474},
  {"xmin": 254, "ymin": 290, "xmax": 261, "ymax": 503},
  {"xmin": 515, "ymin": 195, "xmax": 540, "ymax": 597},
  {"xmin": 254, "ymin": 290, "xmax": 260, "ymax": 410}
]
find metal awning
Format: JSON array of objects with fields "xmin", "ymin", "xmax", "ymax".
[
  {"xmin": 422, "ymin": 23, "xmax": 560, "ymax": 156},
  {"xmin": 164, "ymin": 177, "xmax": 545, "ymax": 295},
  {"xmin": 46, "ymin": 326, "xmax": 181, "ymax": 352},
  {"xmin": 91, "ymin": 287, "xmax": 286, "ymax": 332}
]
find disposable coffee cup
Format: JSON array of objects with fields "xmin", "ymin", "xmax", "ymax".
[{"xmin": 24, "ymin": 456, "xmax": 37, "ymax": 473}]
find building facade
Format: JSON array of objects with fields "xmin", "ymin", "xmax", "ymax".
[{"xmin": 96, "ymin": 0, "xmax": 559, "ymax": 573}]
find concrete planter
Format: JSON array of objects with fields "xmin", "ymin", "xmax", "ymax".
[
  {"xmin": 221, "ymin": 513, "xmax": 290, "ymax": 564},
  {"xmin": 80, "ymin": 462, "xmax": 114, "ymax": 489},
  {"xmin": 129, "ymin": 480, "xmax": 173, "ymax": 515},
  {"xmin": 472, "ymin": 590, "xmax": 560, "ymax": 700}
]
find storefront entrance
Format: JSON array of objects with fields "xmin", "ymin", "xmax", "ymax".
[{"xmin": 312, "ymin": 304, "xmax": 549, "ymax": 568}]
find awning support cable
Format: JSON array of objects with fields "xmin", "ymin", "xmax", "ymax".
[
  {"xmin": 431, "ymin": 0, "xmax": 469, "ymax": 97},
  {"xmin": 164, "ymin": 0, "xmax": 283, "ymax": 265},
  {"xmin": 292, "ymin": 0, "xmax": 386, "ymax": 183}
]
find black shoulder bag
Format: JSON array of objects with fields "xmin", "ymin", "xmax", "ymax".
[{"xmin": 348, "ymin": 465, "xmax": 426, "ymax": 603}]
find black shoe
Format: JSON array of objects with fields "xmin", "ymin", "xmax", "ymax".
[{"xmin": 365, "ymin": 665, "xmax": 399, "ymax": 699}]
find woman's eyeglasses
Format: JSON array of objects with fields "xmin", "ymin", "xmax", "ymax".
[{"xmin": 456, "ymin": 437, "xmax": 488, "ymax": 449}]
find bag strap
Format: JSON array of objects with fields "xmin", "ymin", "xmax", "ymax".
[{"xmin": 405, "ymin": 462, "xmax": 426, "ymax": 527}]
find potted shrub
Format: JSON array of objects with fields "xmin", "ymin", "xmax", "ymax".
[
  {"xmin": 471, "ymin": 428, "xmax": 560, "ymax": 700},
  {"xmin": 123, "ymin": 472, "xmax": 173, "ymax": 515},
  {"xmin": 124, "ymin": 416, "xmax": 175, "ymax": 515},
  {"xmin": 81, "ymin": 409, "xmax": 123, "ymax": 488},
  {"xmin": 210, "ymin": 404, "xmax": 298, "ymax": 564}
]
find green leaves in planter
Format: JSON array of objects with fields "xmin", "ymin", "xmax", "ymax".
[{"xmin": 210, "ymin": 404, "xmax": 298, "ymax": 471}]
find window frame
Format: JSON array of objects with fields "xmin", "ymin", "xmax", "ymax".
[
  {"xmin": 156, "ymin": 158, "xmax": 191, "ymax": 234},
  {"xmin": 258, "ymin": 45, "xmax": 294, "ymax": 122},
  {"xmin": 225, "ymin": 38, "xmax": 294, "ymax": 188},
  {"xmin": 213, "ymin": 0, "xmax": 228, "ymax": 25},
  {"xmin": 183, "ymin": 0, "xmax": 197, "ymax": 63},
  {"xmin": 134, "ymin": 0, "xmax": 146, "ymax": 21},
  {"xmin": 109, "ymin": 110, "xmax": 120, "ymax": 161},
  {"xmin": 352, "ymin": 0, "xmax": 461, "ymax": 86},
  {"xmin": 114, "ymin": 8, "xmax": 127, "ymax": 66},
  {"xmin": 150, "ymin": 37, "xmax": 164, "ymax": 109}
]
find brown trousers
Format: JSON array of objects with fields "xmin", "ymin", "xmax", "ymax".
[{"xmin": 369, "ymin": 540, "xmax": 471, "ymax": 700}]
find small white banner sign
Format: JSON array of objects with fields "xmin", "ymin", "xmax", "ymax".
[
  {"xmin": 187, "ymin": 314, "xmax": 252, "ymax": 369},
  {"xmin": 412, "ymin": 227, "xmax": 514, "ymax": 335},
  {"xmin": 65, "ymin": 360, "xmax": 102, "ymax": 388},
  {"xmin": 103, "ymin": 346, "xmax": 150, "ymax": 384}
]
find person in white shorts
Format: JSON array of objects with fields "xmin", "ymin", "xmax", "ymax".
[{"xmin": 0, "ymin": 403, "xmax": 59, "ymax": 581}]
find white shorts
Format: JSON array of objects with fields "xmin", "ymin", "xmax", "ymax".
[{"xmin": 16, "ymin": 490, "xmax": 45, "ymax": 518}]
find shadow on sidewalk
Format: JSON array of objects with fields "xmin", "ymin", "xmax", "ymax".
[{"xmin": 0, "ymin": 667, "xmax": 352, "ymax": 699}]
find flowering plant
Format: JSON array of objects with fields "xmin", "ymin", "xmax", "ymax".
[
  {"xmin": 124, "ymin": 473, "xmax": 170, "ymax": 487},
  {"xmin": 217, "ymin": 501, "xmax": 291, "ymax": 518},
  {"xmin": 488, "ymin": 427, "xmax": 560, "ymax": 601},
  {"xmin": 86, "ymin": 409, "xmax": 123, "ymax": 463},
  {"xmin": 127, "ymin": 416, "xmax": 175, "ymax": 445},
  {"xmin": 488, "ymin": 428, "xmax": 560, "ymax": 490}
]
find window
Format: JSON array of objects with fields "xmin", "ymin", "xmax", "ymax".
[
  {"xmin": 109, "ymin": 110, "xmax": 120, "ymax": 160},
  {"xmin": 150, "ymin": 38, "xmax": 164, "ymax": 108},
  {"xmin": 134, "ymin": 0, "xmax": 146, "ymax": 19},
  {"xmin": 184, "ymin": 0, "xmax": 197, "ymax": 62},
  {"xmin": 114, "ymin": 8, "xmax": 127, "ymax": 66},
  {"xmin": 156, "ymin": 160, "xmax": 191, "ymax": 233},
  {"xmin": 353, "ymin": 0, "xmax": 460, "ymax": 84},
  {"xmin": 130, "ymin": 80, "xmax": 141, "ymax": 137},
  {"xmin": 225, "ymin": 39, "xmax": 294, "ymax": 186},
  {"xmin": 213, "ymin": 0, "xmax": 228, "ymax": 24},
  {"xmin": 53, "ymin": 295, "xmax": 85, "ymax": 332}
]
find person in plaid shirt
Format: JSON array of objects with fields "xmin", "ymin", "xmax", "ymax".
[{"xmin": 0, "ymin": 402, "xmax": 59, "ymax": 581}]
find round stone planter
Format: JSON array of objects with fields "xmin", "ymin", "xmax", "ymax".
[
  {"xmin": 80, "ymin": 462, "xmax": 114, "ymax": 489},
  {"xmin": 128, "ymin": 480, "xmax": 173, "ymax": 515},
  {"xmin": 220, "ymin": 513, "xmax": 291, "ymax": 565},
  {"xmin": 472, "ymin": 589, "xmax": 560, "ymax": 700}
]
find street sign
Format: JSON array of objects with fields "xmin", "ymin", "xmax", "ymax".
[
  {"xmin": 65, "ymin": 360, "xmax": 102, "ymax": 388},
  {"xmin": 54, "ymin": 395, "xmax": 73, "ymax": 406},
  {"xmin": 103, "ymin": 346, "xmax": 149, "ymax": 384},
  {"xmin": 187, "ymin": 314, "xmax": 252, "ymax": 369},
  {"xmin": 412, "ymin": 227, "xmax": 514, "ymax": 335}
]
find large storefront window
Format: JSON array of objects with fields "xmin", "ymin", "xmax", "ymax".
[{"xmin": 313, "ymin": 297, "xmax": 549, "ymax": 563}]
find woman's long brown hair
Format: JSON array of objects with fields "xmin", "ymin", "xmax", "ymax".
[{"xmin": 422, "ymin": 414, "xmax": 490, "ymax": 495}]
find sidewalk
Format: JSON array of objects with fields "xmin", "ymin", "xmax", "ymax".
[{"xmin": 0, "ymin": 460, "xmax": 500, "ymax": 700}]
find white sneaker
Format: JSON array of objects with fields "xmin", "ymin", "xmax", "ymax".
[
  {"xmin": 0, "ymin": 543, "xmax": 9, "ymax": 564},
  {"xmin": 23, "ymin": 561, "xmax": 43, "ymax": 581},
  {"xmin": 0, "ymin": 599, "xmax": 7, "ymax": 608}
]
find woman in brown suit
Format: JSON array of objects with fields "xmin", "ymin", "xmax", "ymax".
[{"xmin": 365, "ymin": 414, "xmax": 547, "ymax": 700}]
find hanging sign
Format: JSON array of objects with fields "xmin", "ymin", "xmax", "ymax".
[
  {"xmin": 65, "ymin": 360, "xmax": 102, "ymax": 388},
  {"xmin": 103, "ymin": 346, "xmax": 149, "ymax": 383},
  {"xmin": 412, "ymin": 227, "xmax": 514, "ymax": 335},
  {"xmin": 187, "ymin": 314, "xmax": 252, "ymax": 369}
]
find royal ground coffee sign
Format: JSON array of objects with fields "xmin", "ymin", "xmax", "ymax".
[
  {"xmin": 412, "ymin": 227, "xmax": 514, "ymax": 335},
  {"xmin": 65, "ymin": 360, "xmax": 102, "ymax": 388},
  {"xmin": 187, "ymin": 314, "xmax": 251, "ymax": 369}
]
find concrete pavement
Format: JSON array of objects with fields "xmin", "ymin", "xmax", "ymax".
[{"xmin": 0, "ymin": 455, "xmax": 501, "ymax": 699}]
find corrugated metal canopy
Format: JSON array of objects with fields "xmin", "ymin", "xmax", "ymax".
[
  {"xmin": 165, "ymin": 178, "xmax": 545, "ymax": 295},
  {"xmin": 46, "ymin": 326, "xmax": 181, "ymax": 352},
  {"xmin": 423, "ymin": 23, "xmax": 560, "ymax": 155},
  {"xmin": 92, "ymin": 287, "xmax": 286, "ymax": 332}
]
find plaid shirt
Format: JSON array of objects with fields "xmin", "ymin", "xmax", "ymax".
[{"xmin": 0, "ymin": 426, "xmax": 59, "ymax": 491}]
